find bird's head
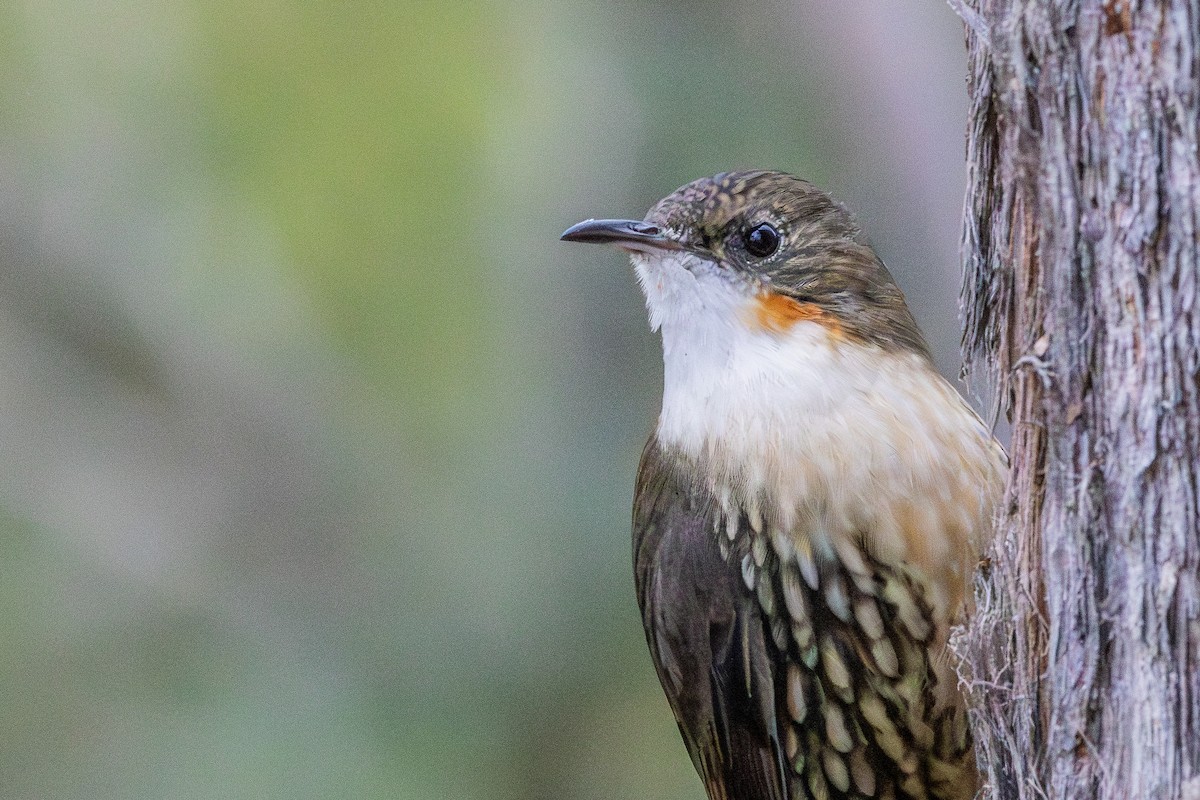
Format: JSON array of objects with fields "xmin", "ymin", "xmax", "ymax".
[{"xmin": 562, "ymin": 170, "xmax": 930, "ymax": 360}]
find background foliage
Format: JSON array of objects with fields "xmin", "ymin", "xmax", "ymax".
[{"xmin": 0, "ymin": 3, "xmax": 969, "ymax": 798}]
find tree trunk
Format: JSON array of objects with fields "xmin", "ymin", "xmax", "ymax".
[{"xmin": 955, "ymin": 2, "xmax": 1200, "ymax": 799}]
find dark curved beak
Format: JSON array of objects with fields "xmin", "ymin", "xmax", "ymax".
[{"xmin": 560, "ymin": 219, "xmax": 682, "ymax": 253}]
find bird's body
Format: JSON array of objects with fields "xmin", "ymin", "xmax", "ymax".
[{"xmin": 563, "ymin": 172, "xmax": 1005, "ymax": 800}]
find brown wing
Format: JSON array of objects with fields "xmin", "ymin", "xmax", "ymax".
[
  {"xmin": 633, "ymin": 438, "xmax": 790, "ymax": 800},
  {"xmin": 633, "ymin": 438, "xmax": 977, "ymax": 800}
]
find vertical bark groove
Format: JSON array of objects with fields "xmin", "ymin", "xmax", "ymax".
[{"xmin": 956, "ymin": 1, "xmax": 1200, "ymax": 798}]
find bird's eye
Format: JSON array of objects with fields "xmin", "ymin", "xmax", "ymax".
[{"xmin": 743, "ymin": 223, "xmax": 780, "ymax": 258}]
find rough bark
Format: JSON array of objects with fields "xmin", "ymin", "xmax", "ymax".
[{"xmin": 954, "ymin": 2, "xmax": 1200, "ymax": 799}]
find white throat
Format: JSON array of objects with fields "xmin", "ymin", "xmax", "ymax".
[
  {"xmin": 633, "ymin": 250, "xmax": 765, "ymax": 444},
  {"xmin": 633, "ymin": 249, "xmax": 844, "ymax": 481}
]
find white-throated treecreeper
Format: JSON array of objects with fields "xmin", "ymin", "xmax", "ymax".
[{"xmin": 562, "ymin": 171, "xmax": 1005, "ymax": 800}]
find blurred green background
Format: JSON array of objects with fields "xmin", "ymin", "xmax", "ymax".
[{"xmin": 0, "ymin": 3, "xmax": 971, "ymax": 798}]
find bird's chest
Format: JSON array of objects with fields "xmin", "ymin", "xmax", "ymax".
[
  {"xmin": 659, "ymin": 325, "xmax": 941, "ymax": 529},
  {"xmin": 655, "ymin": 321, "xmax": 995, "ymax": 620}
]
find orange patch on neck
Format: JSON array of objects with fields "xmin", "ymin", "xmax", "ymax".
[{"xmin": 749, "ymin": 291, "xmax": 840, "ymax": 335}]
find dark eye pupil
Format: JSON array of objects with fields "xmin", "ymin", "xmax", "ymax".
[{"xmin": 744, "ymin": 223, "xmax": 780, "ymax": 257}]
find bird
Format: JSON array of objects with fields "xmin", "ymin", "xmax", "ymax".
[{"xmin": 561, "ymin": 171, "xmax": 1006, "ymax": 800}]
